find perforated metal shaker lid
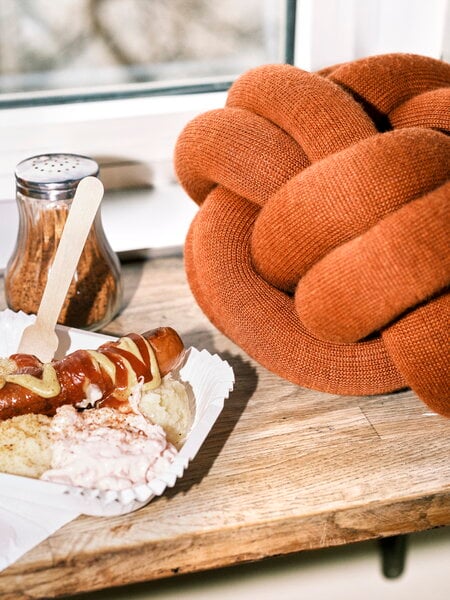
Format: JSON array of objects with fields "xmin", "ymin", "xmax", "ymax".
[{"xmin": 15, "ymin": 153, "xmax": 99, "ymax": 199}]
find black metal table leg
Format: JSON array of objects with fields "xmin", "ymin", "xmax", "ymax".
[{"xmin": 379, "ymin": 534, "xmax": 408, "ymax": 578}]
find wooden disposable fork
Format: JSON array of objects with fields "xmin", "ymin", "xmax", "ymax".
[{"xmin": 17, "ymin": 176, "xmax": 104, "ymax": 363}]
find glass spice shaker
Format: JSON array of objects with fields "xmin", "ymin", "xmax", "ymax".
[{"xmin": 5, "ymin": 153, "xmax": 122, "ymax": 331}]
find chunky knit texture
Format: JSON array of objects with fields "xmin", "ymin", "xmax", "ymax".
[{"xmin": 174, "ymin": 53, "xmax": 450, "ymax": 416}]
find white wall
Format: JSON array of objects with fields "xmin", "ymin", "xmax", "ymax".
[{"xmin": 295, "ymin": 0, "xmax": 449, "ymax": 71}]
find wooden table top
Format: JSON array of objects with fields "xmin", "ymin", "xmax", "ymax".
[{"xmin": 1, "ymin": 256, "xmax": 450, "ymax": 599}]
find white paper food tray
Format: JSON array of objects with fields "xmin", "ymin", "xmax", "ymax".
[{"xmin": 0, "ymin": 309, "xmax": 234, "ymax": 516}]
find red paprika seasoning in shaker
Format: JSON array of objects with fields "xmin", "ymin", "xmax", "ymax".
[{"xmin": 5, "ymin": 153, "xmax": 122, "ymax": 331}]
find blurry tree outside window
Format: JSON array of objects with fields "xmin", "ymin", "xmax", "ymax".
[{"xmin": 0, "ymin": 0, "xmax": 285, "ymax": 98}]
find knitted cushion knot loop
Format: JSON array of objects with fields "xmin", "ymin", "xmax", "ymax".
[{"xmin": 174, "ymin": 53, "xmax": 450, "ymax": 416}]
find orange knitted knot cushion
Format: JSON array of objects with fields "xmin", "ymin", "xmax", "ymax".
[{"xmin": 174, "ymin": 53, "xmax": 450, "ymax": 416}]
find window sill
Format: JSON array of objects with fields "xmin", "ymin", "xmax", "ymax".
[{"xmin": 0, "ymin": 90, "xmax": 227, "ymax": 199}]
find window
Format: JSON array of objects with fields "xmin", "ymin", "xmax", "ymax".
[{"xmin": 0, "ymin": 0, "xmax": 294, "ymax": 105}]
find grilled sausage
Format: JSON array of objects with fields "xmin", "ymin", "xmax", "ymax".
[{"xmin": 0, "ymin": 327, "xmax": 185, "ymax": 420}]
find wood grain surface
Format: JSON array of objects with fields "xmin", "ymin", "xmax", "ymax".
[{"xmin": 1, "ymin": 256, "xmax": 449, "ymax": 599}]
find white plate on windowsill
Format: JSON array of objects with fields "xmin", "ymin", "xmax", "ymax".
[{"xmin": 0, "ymin": 183, "xmax": 197, "ymax": 273}]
